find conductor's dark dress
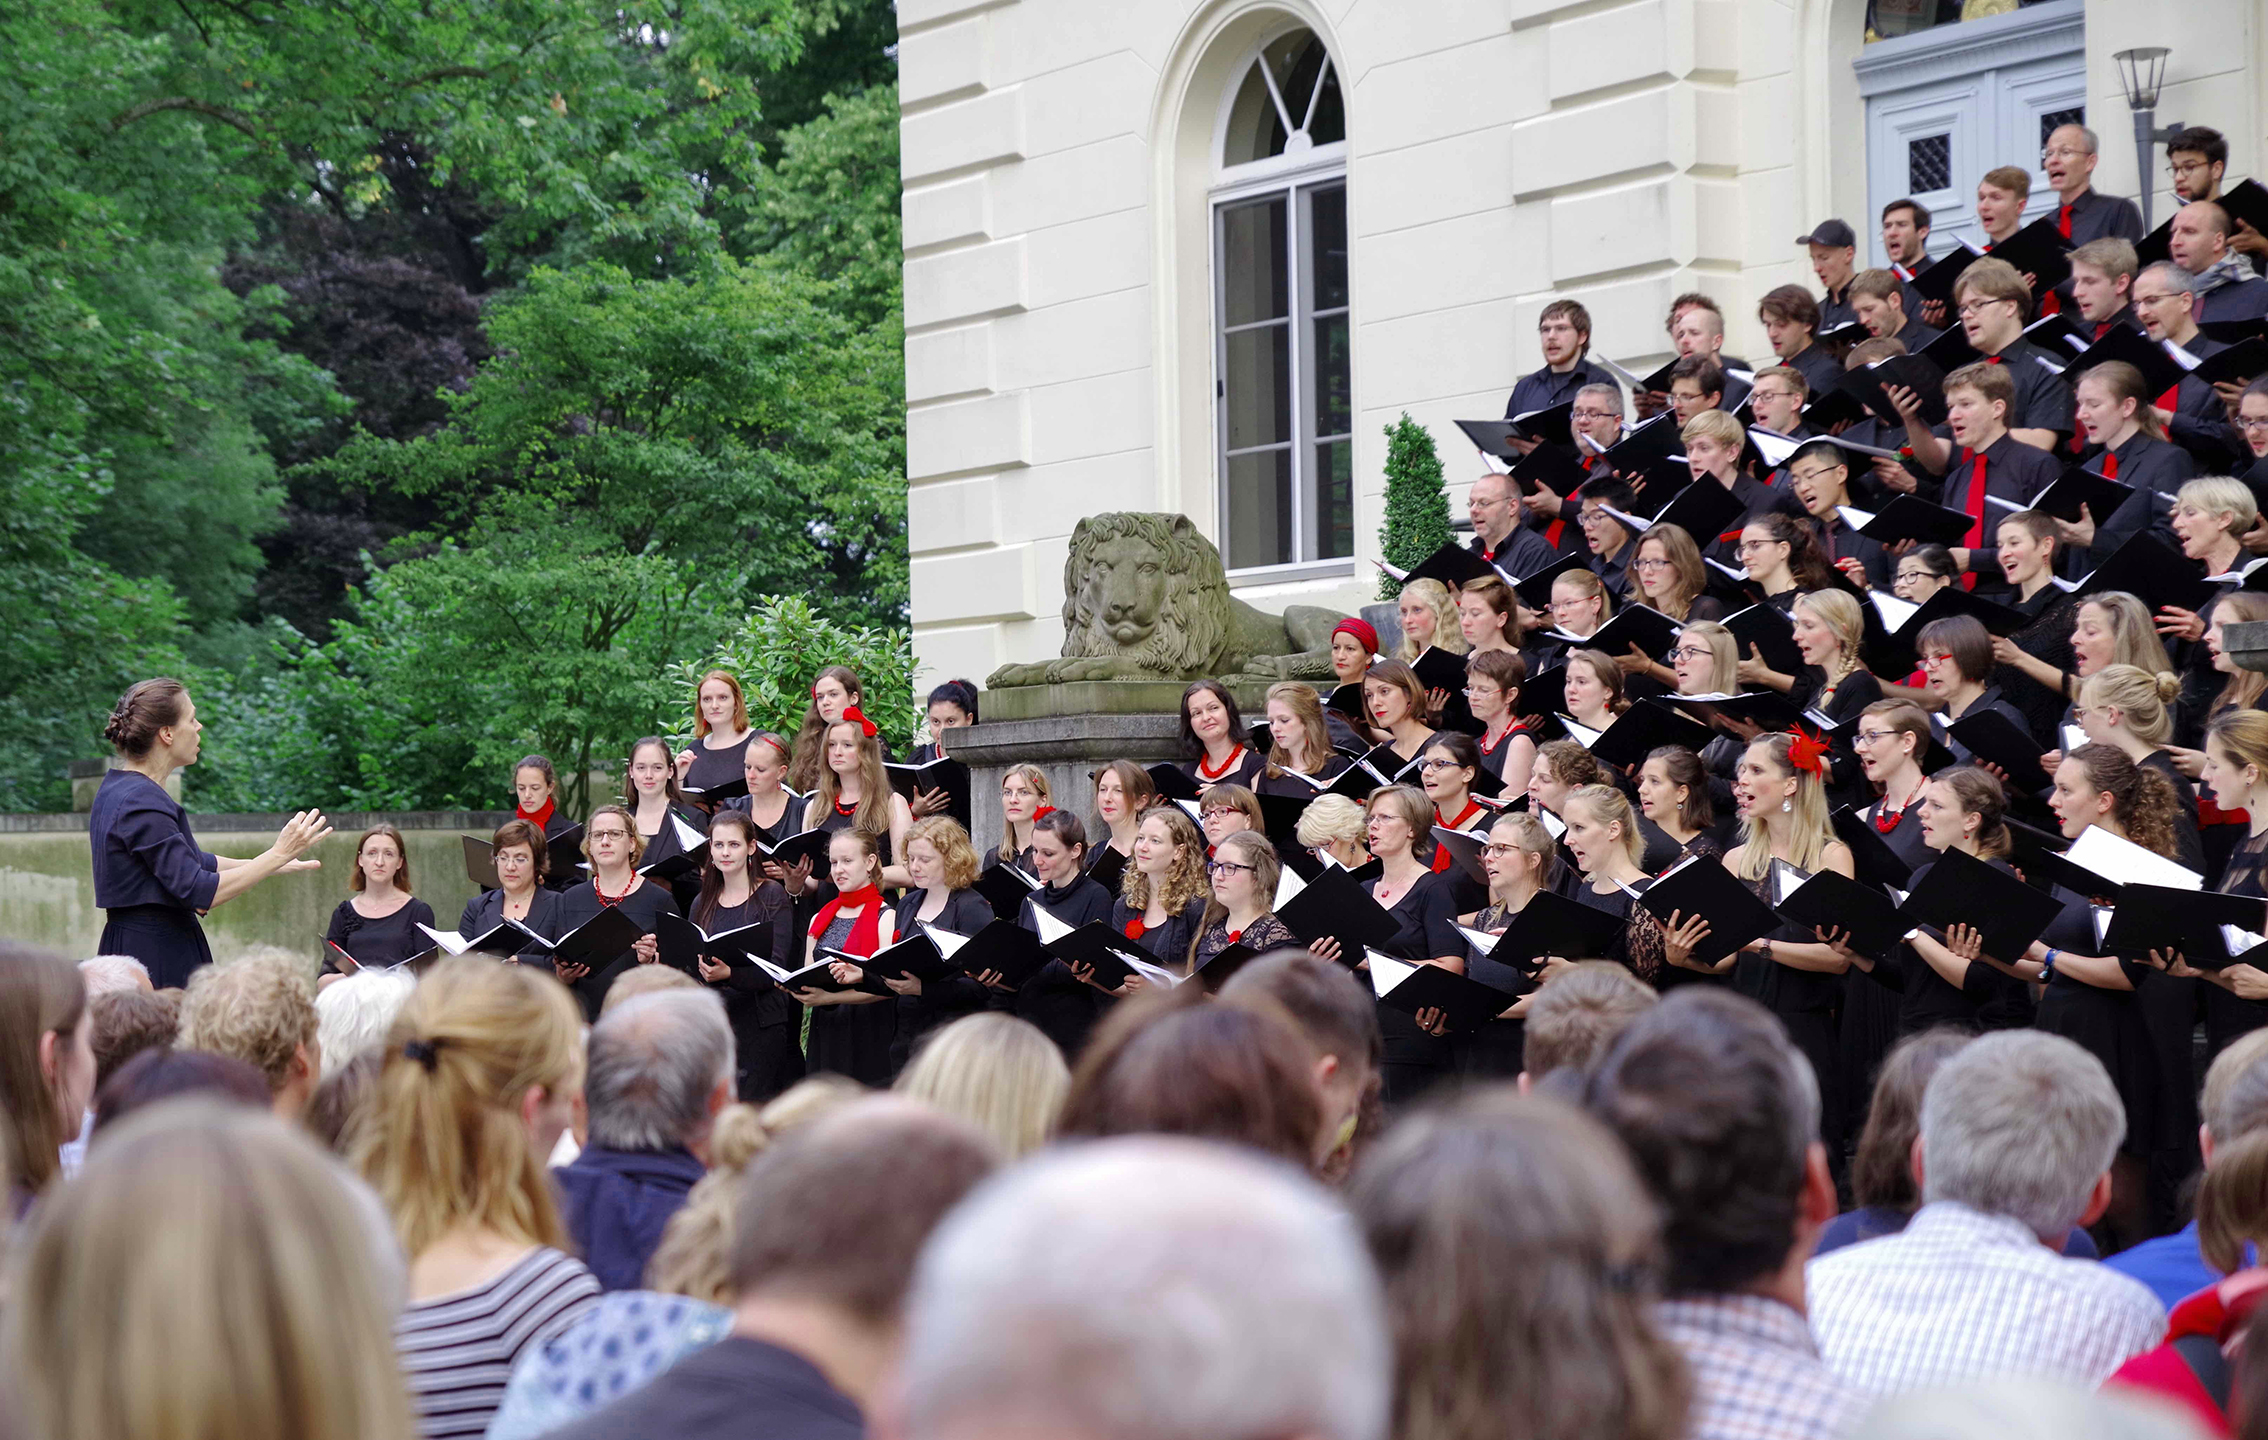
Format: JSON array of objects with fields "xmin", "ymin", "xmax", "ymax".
[{"xmin": 88, "ymin": 769, "xmax": 219, "ymax": 989}]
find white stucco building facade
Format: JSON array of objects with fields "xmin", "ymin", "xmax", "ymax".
[{"xmin": 895, "ymin": 0, "xmax": 2265, "ymax": 687}]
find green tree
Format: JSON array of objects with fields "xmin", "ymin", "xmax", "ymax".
[{"xmin": 1377, "ymin": 414, "xmax": 1451, "ymax": 599}]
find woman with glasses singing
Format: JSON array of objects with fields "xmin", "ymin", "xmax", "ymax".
[
  {"xmin": 1188, "ymin": 832, "xmax": 1298, "ymax": 979},
  {"xmin": 1418, "ymin": 734, "xmax": 1493, "ymax": 909},
  {"xmin": 1360, "ymin": 785, "xmax": 1467, "ymax": 1104},
  {"xmin": 1617, "ymin": 526, "xmax": 1725, "ymax": 690},
  {"xmin": 1733, "ymin": 513, "xmax": 1836, "ymax": 614},
  {"xmin": 1892, "ymin": 545, "xmax": 1958, "ymax": 606},
  {"xmin": 1546, "ymin": 569, "xmax": 1613, "ymax": 643},
  {"xmin": 1455, "ymin": 813, "xmax": 1565, "ymax": 1076}
]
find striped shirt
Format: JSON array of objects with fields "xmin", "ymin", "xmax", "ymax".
[{"xmin": 397, "ymin": 1246, "xmax": 602, "ymax": 1439}]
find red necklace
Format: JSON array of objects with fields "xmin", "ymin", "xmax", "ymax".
[
  {"xmin": 1874, "ymin": 776, "xmax": 1926, "ymax": 833},
  {"xmin": 1197, "ymin": 744, "xmax": 1246, "ymax": 781},
  {"xmin": 834, "ymin": 797, "xmax": 858, "ymax": 817},
  {"xmin": 594, "ymin": 872, "xmax": 638, "ymax": 906}
]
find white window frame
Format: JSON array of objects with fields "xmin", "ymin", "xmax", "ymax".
[{"xmin": 1210, "ymin": 28, "xmax": 1351, "ymax": 584}]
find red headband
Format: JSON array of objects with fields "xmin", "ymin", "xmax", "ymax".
[
  {"xmin": 1786, "ymin": 729, "xmax": 1829, "ymax": 779},
  {"xmin": 841, "ymin": 705, "xmax": 879, "ymax": 739}
]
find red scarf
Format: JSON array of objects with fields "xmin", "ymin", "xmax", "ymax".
[
  {"xmin": 517, "ymin": 796, "xmax": 557, "ymax": 830},
  {"xmin": 809, "ymin": 884, "xmax": 885, "ymax": 957},
  {"xmin": 1429, "ymin": 801, "xmax": 1485, "ymax": 875}
]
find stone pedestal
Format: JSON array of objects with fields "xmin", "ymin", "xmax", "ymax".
[
  {"xmin": 2228, "ymin": 621, "xmax": 2268, "ymax": 675},
  {"xmin": 950, "ymin": 708, "xmax": 1186, "ymax": 858},
  {"xmin": 69, "ymin": 757, "xmax": 181, "ymax": 812}
]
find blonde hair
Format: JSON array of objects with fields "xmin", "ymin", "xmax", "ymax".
[
  {"xmin": 5, "ymin": 1102, "xmax": 416, "ymax": 1440},
  {"xmin": 2078, "ymin": 593, "xmax": 2177, "ymax": 678},
  {"xmin": 2081, "ymin": 664, "xmax": 2183, "ymax": 747},
  {"xmin": 599, "ymin": 965, "xmax": 701, "ymax": 1014},
  {"xmin": 1489, "ymin": 811, "xmax": 1564, "ymax": 897},
  {"xmin": 1553, "ymin": 567, "xmax": 1616, "ymax": 624},
  {"xmin": 1733, "ymin": 734, "xmax": 1835, "ymax": 880},
  {"xmin": 645, "ymin": 1103, "xmax": 771, "ymax": 1302},
  {"xmin": 757, "ymin": 1074, "xmax": 866, "ymax": 1132},
  {"xmin": 1680, "ymin": 408, "xmax": 1744, "ymax": 452},
  {"xmin": 1564, "ymin": 784, "xmax": 1644, "ymax": 869},
  {"xmin": 2179, "ymin": 476, "xmax": 2261, "ymax": 538},
  {"xmin": 1295, "ymin": 793, "xmax": 1368, "ymax": 852},
  {"xmin": 2212, "ymin": 594, "xmax": 2268, "ymax": 716},
  {"xmin": 1397, "ymin": 579, "xmax": 1469, "ymax": 661},
  {"xmin": 1123, "ymin": 805, "xmax": 1209, "ymax": 914},
  {"xmin": 1264, "ymin": 682, "xmax": 1335, "ymax": 775},
  {"xmin": 177, "ymin": 949, "xmax": 318, "ymax": 1098},
  {"xmin": 905, "ymin": 816, "xmax": 982, "ymax": 892},
  {"xmin": 895, "ymin": 1014, "xmax": 1070, "ymax": 1159},
  {"xmin": 350, "ymin": 956, "xmax": 585, "ymax": 1258},
  {"xmin": 805, "ymin": 719, "xmax": 897, "ymax": 835},
  {"xmin": 996, "ymin": 763, "xmax": 1054, "ymax": 855},
  {"xmin": 1365, "ymin": 785, "xmax": 1439, "ymax": 863},
  {"xmin": 584, "ymin": 802, "xmax": 647, "ymax": 868},
  {"xmin": 1678, "ymin": 621, "xmax": 1740, "ymax": 696},
  {"xmin": 1794, "ymin": 589, "xmax": 1865, "ymax": 684}
]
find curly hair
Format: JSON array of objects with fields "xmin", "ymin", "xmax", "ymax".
[
  {"xmin": 1123, "ymin": 805, "xmax": 1209, "ymax": 915},
  {"xmin": 1059, "ymin": 513, "xmax": 1231, "ymax": 676}
]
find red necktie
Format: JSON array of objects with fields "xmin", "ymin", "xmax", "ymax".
[
  {"xmin": 2037, "ymin": 205, "xmax": 2075, "ymax": 317},
  {"xmin": 1960, "ymin": 451, "xmax": 1989, "ymax": 590},
  {"xmin": 2157, "ymin": 384, "xmax": 2180, "ymax": 414},
  {"xmin": 2102, "ymin": 451, "xmax": 2118, "ymax": 480},
  {"xmin": 2094, "ymin": 321, "xmax": 2115, "ymax": 341}
]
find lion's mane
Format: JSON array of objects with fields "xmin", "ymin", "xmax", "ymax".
[{"xmin": 1058, "ymin": 513, "xmax": 1231, "ymax": 677}]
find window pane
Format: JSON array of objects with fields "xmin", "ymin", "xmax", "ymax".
[
  {"xmin": 1221, "ymin": 198, "xmax": 1288, "ymax": 326},
  {"xmin": 1306, "ymin": 58, "xmax": 1345, "ymax": 147},
  {"xmin": 1310, "ymin": 185, "xmax": 1347, "ymax": 311},
  {"xmin": 1312, "ymin": 440, "xmax": 1353, "ymax": 560},
  {"xmin": 1221, "ymin": 62, "xmax": 1281, "ymax": 167},
  {"xmin": 1225, "ymin": 324, "xmax": 1291, "ymax": 449},
  {"xmin": 1907, "ymin": 134, "xmax": 1950, "ymax": 194},
  {"xmin": 1226, "ymin": 449, "xmax": 1294, "ymax": 570},
  {"xmin": 1312, "ymin": 313, "xmax": 1350, "ymax": 438}
]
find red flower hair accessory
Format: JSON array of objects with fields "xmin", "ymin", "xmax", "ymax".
[
  {"xmin": 841, "ymin": 705, "xmax": 879, "ymax": 739},
  {"xmin": 1033, "ymin": 805, "xmax": 1056, "ymax": 820},
  {"xmin": 1786, "ymin": 729, "xmax": 1830, "ymax": 779}
]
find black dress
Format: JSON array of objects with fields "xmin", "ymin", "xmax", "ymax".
[
  {"xmin": 725, "ymin": 789, "xmax": 805, "ymax": 850},
  {"xmin": 1108, "ymin": 895, "xmax": 1210, "ymax": 970},
  {"xmin": 2033, "ymin": 885, "xmax": 2159, "ymax": 1160},
  {"xmin": 1012, "ymin": 876, "xmax": 1116, "ymax": 1060},
  {"xmin": 682, "ymin": 733, "xmax": 754, "ymax": 801},
  {"xmin": 1190, "ymin": 912, "xmax": 1298, "ymax": 975},
  {"xmin": 1885, "ymin": 855, "xmax": 2033, "ymax": 1035},
  {"xmin": 804, "ymin": 910, "xmax": 896, "ymax": 1087},
  {"xmin": 88, "ymin": 769, "xmax": 219, "ymax": 989},
  {"xmin": 1183, "ymin": 745, "xmax": 1267, "ymax": 791},
  {"xmin": 889, "ymin": 887, "xmax": 995, "ymax": 1072},
  {"xmin": 635, "ymin": 801, "xmax": 712, "ymax": 911},
  {"xmin": 1731, "ymin": 865, "xmax": 1843, "ymax": 1145},
  {"xmin": 323, "ymin": 896, "xmax": 438, "ymax": 972},
  {"xmin": 2209, "ymin": 828, "xmax": 2268, "ymax": 1057},
  {"xmin": 694, "ymin": 885, "xmax": 805, "ymax": 1103},
  {"xmin": 1475, "ymin": 720, "xmax": 1540, "ymax": 781},
  {"xmin": 552, "ymin": 877, "xmax": 682, "ymax": 1020},
  {"xmin": 1455, "ymin": 900, "xmax": 1529, "ymax": 1077},
  {"xmin": 1366, "ymin": 868, "xmax": 1468, "ymax": 1106},
  {"xmin": 456, "ymin": 887, "xmax": 562, "ymax": 974}
]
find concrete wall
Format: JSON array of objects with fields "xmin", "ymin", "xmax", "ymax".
[
  {"xmin": 0, "ymin": 813, "xmax": 510, "ymax": 964},
  {"xmin": 900, "ymin": 0, "xmax": 2260, "ymax": 687}
]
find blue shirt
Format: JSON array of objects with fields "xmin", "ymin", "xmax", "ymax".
[{"xmin": 2104, "ymin": 1221, "xmax": 2219, "ymax": 1313}]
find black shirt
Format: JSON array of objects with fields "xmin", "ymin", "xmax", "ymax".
[
  {"xmin": 1979, "ymin": 340, "xmax": 2077, "ymax": 440},
  {"xmin": 324, "ymin": 896, "xmax": 438, "ymax": 971},
  {"xmin": 1472, "ymin": 523, "xmax": 1563, "ymax": 580},
  {"xmin": 1936, "ymin": 433, "xmax": 2063, "ymax": 580},
  {"xmin": 1506, "ymin": 356, "xmax": 1619, "ymax": 419},
  {"xmin": 1784, "ymin": 343, "xmax": 1843, "ymax": 397},
  {"xmin": 2163, "ymin": 333, "xmax": 2251, "ymax": 474},
  {"xmin": 456, "ymin": 886, "xmax": 564, "ymax": 972},
  {"xmin": 2078, "ymin": 430, "xmax": 2194, "ymax": 572},
  {"xmin": 1365, "ymin": 868, "xmax": 1463, "ymax": 962},
  {"xmin": 1012, "ymin": 876, "xmax": 1116, "ymax": 1059},
  {"xmin": 553, "ymin": 877, "xmax": 682, "ymax": 1020},
  {"xmin": 682, "ymin": 733, "xmax": 753, "ymax": 799},
  {"xmin": 548, "ymin": 1336, "xmax": 861, "ymax": 1440}
]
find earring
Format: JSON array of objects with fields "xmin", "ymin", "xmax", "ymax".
[{"xmin": 1781, "ymin": 798, "xmax": 1793, "ymax": 813}]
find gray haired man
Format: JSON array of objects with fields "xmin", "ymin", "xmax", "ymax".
[
  {"xmin": 554, "ymin": 988, "xmax": 736, "ymax": 1290},
  {"xmin": 1807, "ymin": 1030, "xmax": 2163, "ymax": 1394}
]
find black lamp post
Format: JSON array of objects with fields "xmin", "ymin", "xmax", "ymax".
[{"xmin": 2112, "ymin": 47, "xmax": 2180, "ymax": 232}]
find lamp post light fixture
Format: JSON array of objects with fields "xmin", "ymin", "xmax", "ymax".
[{"xmin": 2112, "ymin": 46, "xmax": 2181, "ymax": 232}]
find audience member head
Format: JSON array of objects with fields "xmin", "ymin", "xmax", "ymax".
[
  {"xmin": 1848, "ymin": 1379, "xmax": 2205, "ymax": 1440},
  {"xmin": 1348, "ymin": 1092, "xmax": 1689, "ymax": 1440},
  {"xmin": 314, "ymin": 967, "xmax": 417, "ymax": 1073},
  {"xmin": 1220, "ymin": 950, "xmax": 1384, "ymax": 1175},
  {"xmin": 1057, "ymin": 988, "xmax": 1329, "ymax": 1169},
  {"xmin": 91, "ymin": 1045, "xmax": 270, "ymax": 1136},
  {"xmin": 87, "ymin": 986, "xmax": 180, "ymax": 1095},
  {"xmin": 894, "ymin": 1013, "xmax": 1069, "ymax": 1159},
  {"xmin": 4, "ymin": 1101, "xmax": 413, "ymax": 1440},
  {"xmin": 2189, "ymin": 1030, "xmax": 2268, "ymax": 1274},
  {"xmin": 351, "ymin": 955, "xmax": 585, "ymax": 1259},
  {"xmin": 896, "ymin": 1137, "xmax": 1390, "ymax": 1440},
  {"xmin": 0, "ymin": 942, "xmax": 93, "ymax": 1197},
  {"xmin": 731, "ymin": 1097, "xmax": 998, "ymax": 1396},
  {"xmin": 1918, "ymin": 1030, "xmax": 2123, "ymax": 1242},
  {"xmin": 599, "ymin": 963, "xmax": 701, "ymax": 1012},
  {"xmin": 1581, "ymin": 989, "xmax": 1831, "ymax": 1297},
  {"xmin": 78, "ymin": 955, "xmax": 151, "ymax": 998},
  {"xmin": 585, "ymin": 988, "xmax": 735, "ymax": 1158},
  {"xmin": 303, "ymin": 1046, "xmax": 386, "ymax": 1155},
  {"xmin": 1523, "ymin": 961, "xmax": 1658, "ymax": 1086},
  {"xmin": 1850, "ymin": 1029, "xmax": 1973, "ymax": 1214}
]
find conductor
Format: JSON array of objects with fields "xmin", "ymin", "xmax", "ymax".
[{"xmin": 87, "ymin": 678, "xmax": 332, "ymax": 988}]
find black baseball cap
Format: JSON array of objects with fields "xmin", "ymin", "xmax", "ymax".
[{"xmin": 1795, "ymin": 220, "xmax": 1857, "ymax": 248}]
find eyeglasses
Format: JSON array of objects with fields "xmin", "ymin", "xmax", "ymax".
[
  {"xmin": 2240, "ymin": 417, "xmax": 2268, "ymax": 432},
  {"xmin": 588, "ymin": 829, "xmax": 630, "ymax": 842},
  {"xmin": 1955, "ymin": 299, "xmax": 2013, "ymax": 318},
  {"xmin": 1853, "ymin": 729, "xmax": 1899, "ymax": 746},
  {"xmin": 1634, "ymin": 556, "xmax": 1673, "ymax": 570},
  {"xmin": 2041, "ymin": 145, "xmax": 2088, "ymax": 161},
  {"xmin": 2172, "ymin": 159, "xmax": 2214, "ymax": 176},
  {"xmin": 2131, "ymin": 291, "xmax": 2180, "ymax": 308},
  {"xmin": 1206, "ymin": 859, "xmax": 1257, "ymax": 876},
  {"xmin": 1482, "ymin": 843, "xmax": 1522, "ymax": 858},
  {"xmin": 1788, "ymin": 467, "xmax": 1841, "ymax": 486},
  {"xmin": 1919, "ymin": 651, "xmax": 1955, "ymax": 666},
  {"xmin": 1418, "ymin": 757, "xmax": 1465, "ymax": 772},
  {"xmin": 1571, "ymin": 407, "xmax": 1618, "ymax": 421},
  {"xmin": 1735, "ymin": 539, "xmax": 1784, "ymax": 554},
  {"xmin": 1670, "ymin": 644, "xmax": 1713, "ymax": 660}
]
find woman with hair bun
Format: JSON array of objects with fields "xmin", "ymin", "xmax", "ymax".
[
  {"xmin": 87, "ymin": 678, "xmax": 333, "ymax": 989},
  {"xmin": 909, "ymin": 679, "xmax": 980, "ymax": 818},
  {"xmin": 2079, "ymin": 664, "xmax": 2205, "ymax": 874}
]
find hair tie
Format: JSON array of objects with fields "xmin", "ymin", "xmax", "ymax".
[
  {"xmin": 842, "ymin": 705, "xmax": 879, "ymax": 739},
  {"xmin": 403, "ymin": 1038, "xmax": 442, "ymax": 1071},
  {"xmin": 1786, "ymin": 729, "xmax": 1829, "ymax": 780}
]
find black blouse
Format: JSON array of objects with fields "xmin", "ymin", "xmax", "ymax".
[
  {"xmin": 683, "ymin": 733, "xmax": 754, "ymax": 799},
  {"xmin": 1364, "ymin": 869, "xmax": 1463, "ymax": 963},
  {"xmin": 456, "ymin": 886, "xmax": 564, "ymax": 972},
  {"xmin": 1012, "ymin": 876, "xmax": 1117, "ymax": 1059},
  {"xmin": 1108, "ymin": 895, "xmax": 1210, "ymax": 968},
  {"xmin": 552, "ymin": 877, "xmax": 682, "ymax": 1019},
  {"xmin": 1184, "ymin": 745, "xmax": 1268, "ymax": 791},
  {"xmin": 324, "ymin": 896, "xmax": 438, "ymax": 970}
]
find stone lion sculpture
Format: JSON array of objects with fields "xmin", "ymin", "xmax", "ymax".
[{"xmin": 986, "ymin": 513, "xmax": 1351, "ymax": 687}]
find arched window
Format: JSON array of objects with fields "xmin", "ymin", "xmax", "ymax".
[{"xmin": 1212, "ymin": 28, "xmax": 1350, "ymax": 576}]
